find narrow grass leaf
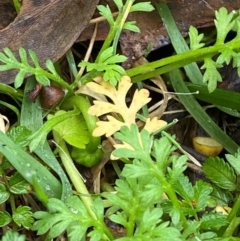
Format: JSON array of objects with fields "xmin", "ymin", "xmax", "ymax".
[
  {"xmin": 20, "ymin": 77, "xmax": 72, "ymax": 200},
  {"xmin": 0, "ymin": 131, "xmax": 62, "ymax": 198},
  {"xmin": 156, "ymin": 3, "xmax": 203, "ymax": 84},
  {"xmin": 186, "ymin": 83, "xmax": 240, "ymax": 110},
  {"xmin": 168, "ymin": 69, "xmax": 238, "ymax": 155}
]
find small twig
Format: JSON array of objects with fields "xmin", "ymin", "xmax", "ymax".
[
  {"xmin": 89, "ymin": 12, "xmax": 119, "ymax": 24},
  {"xmin": 77, "ymin": 23, "xmax": 98, "ymax": 88}
]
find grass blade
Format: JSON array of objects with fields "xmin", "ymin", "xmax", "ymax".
[
  {"xmin": 168, "ymin": 69, "xmax": 238, "ymax": 154},
  {"xmin": 156, "ymin": 3, "xmax": 203, "ymax": 85},
  {"xmin": 20, "ymin": 76, "xmax": 72, "ymax": 200},
  {"xmin": 0, "ymin": 131, "xmax": 62, "ymax": 198},
  {"xmin": 186, "ymin": 83, "xmax": 240, "ymax": 110}
]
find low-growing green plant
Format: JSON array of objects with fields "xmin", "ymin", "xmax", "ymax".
[
  {"xmin": 1, "ymin": 230, "xmax": 26, "ymax": 241},
  {"xmin": 31, "ymin": 125, "xmax": 240, "ymax": 240},
  {"xmin": 0, "ymin": 169, "xmax": 34, "ymax": 230}
]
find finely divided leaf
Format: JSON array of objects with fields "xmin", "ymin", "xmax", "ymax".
[
  {"xmin": 121, "ymin": 158, "xmax": 152, "ymax": 179},
  {"xmin": 19, "ymin": 47, "xmax": 28, "ymax": 65},
  {"xmin": 46, "ymin": 59, "xmax": 59, "ymax": 76},
  {"xmin": 88, "ymin": 228, "xmax": 104, "ymax": 241},
  {"xmin": 153, "ymin": 136, "xmax": 175, "ymax": 171},
  {"xmin": 33, "ymin": 197, "xmax": 93, "ymax": 240},
  {"xmin": 97, "ymin": 5, "xmax": 114, "ymax": 25},
  {"xmin": 29, "ymin": 49, "xmax": 41, "ymax": 68},
  {"xmin": 136, "ymin": 208, "xmax": 163, "ymax": 235},
  {"xmin": 104, "ymin": 53, "xmax": 127, "ymax": 64},
  {"xmin": 203, "ymin": 157, "xmax": 237, "ymax": 191},
  {"xmin": 109, "ymin": 213, "xmax": 128, "ymax": 228},
  {"xmin": 174, "ymin": 174, "xmax": 194, "ymax": 204},
  {"xmin": 35, "ymin": 74, "xmax": 50, "ymax": 86},
  {"xmin": 123, "ymin": 21, "xmax": 140, "ymax": 33},
  {"xmin": 215, "ymin": 7, "xmax": 235, "ymax": 44},
  {"xmin": 103, "ymin": 179, "xmax": 132, "ymax": 204},
  {"xmin": 216, "ymin": 47, "xmax": 237, "ymax": 65},
  {"xmin": 15, "ymin": 69, "xmax": 28, "ymax": 89},
  {"xmin": 114, "ymin": 0, "xmax": 124, "ymax": 11},
  {"xmin": 4, "ymin": 47, "xmax": 18, "ymax": 62},
  {"xmin": 2, "ymin": 230, "xmax": 26, "ymax": 241},
  {"xmin": 98, "ymin": 47, "xmax": 114, "ymax": 63},
  {"xmin": 113, "ymin": 124, "xmax": 153, "ymax": 160},
  {"xmin": 12, "ymin": 206, "xmax": 34, "ymax": 229},
  {"xmin": 79, "ymin": 48, "xmax": 127, "ymax": 86},
  {"xmin": 130, "ymin": 2, "xmax": 155, "ymax": 12},
  {"xmin": 189, "ymin": 26, "xmax": 205, "ymax": 50},
  {"xmin": 91, "ymin": 197, "xmax": 105, "ymax": 220},
  {"xmin": 217, "ymin": 48, "xmax": 236, "ymax": 65},
  {"xmin": 201, "ymin": 58, "xmax": 222, "ymax": 93},
  {"xmin": 68, "ymin": 225, "xmax": 88, "ymax": 241},
  {"xmin": 168, "ymin": 155, "xmax": 188, "ymax": 184}
]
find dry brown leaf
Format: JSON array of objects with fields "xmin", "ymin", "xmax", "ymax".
[
  {"xmin": 0, "ymin": 0, "xmax": 98, "ymax": 84},
  {"xmin": 0, "ymin": 113, "xmax": 9, "ymax": 133}
]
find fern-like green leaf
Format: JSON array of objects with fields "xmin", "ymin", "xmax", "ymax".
[
  {"xmin": 215, "ymin": 7, "xmax": 235, "ymax": 44},
  {"xmin": 15, "ymin": 69, "xmax": 28, "ymax": 89},
  {"xmin": 189, "ymin": 26, "xmax": 205, "ymax": 50},
  {"xmin": 130, "ymin": 2, "xmax": 155, "ymax": 12},
  {"xmin": 174, "ymin": 174, "xmax": 194, "ymax": 204},
  {"xmin": 29, "ymin": 49, "xmax": 41, "ymax": 68},
  {"xmin": 19, "ymin": 47, "xmax": 29, "ymax": 66},
  {"xmin": 12, "ymin": 206, "xmax": 34, "ymax": 229},
  {"xmin": 123, "ymin": 21, "xmax": 140, "ymax": 33},
  {"xmin": 201, "ymin": 58, "xmax": 222, "ymax": 93},
  {"xmin": 217, "ymin": 47, "xmax": 236, "ymax": 65},
  {"xmin": 113, "ymin": 124, "xmax": 153, "ymax": 161},
  {"xmin": 114, "ymin": 0, "xmax": 124, "ymax": 11},
  {"xmin": 153, "ymin": 136, "xmax": 175, "ymax": 171},
  {"xmin": 97, "ymin": 5, "xmax": 114, "ymax": 25}
]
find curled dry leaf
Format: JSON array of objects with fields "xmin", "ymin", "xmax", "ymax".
[
  {"xmin": 0, "ymin": 113, "xmax": 9, "ymax": 133},
  {"xmin": 87, "ymin": 76, "xmax": 167, "ymax": 137}
]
